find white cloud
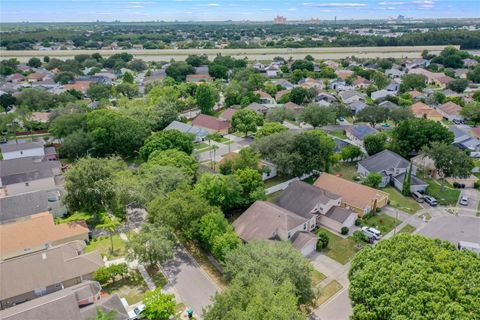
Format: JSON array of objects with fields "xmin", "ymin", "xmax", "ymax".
[
  {"xmin": 126, "ymin": 5, "xmax": 144, "ymax": 8},
  {"xmin": 207, "ymin": 3, "xmax": 219, "ymax": 6},
  {"xmin": 303, "ymin": 2, "xmax": 368, "ymax": 7},
  {"xmin": 287, "ymin": 8, "xmax": 297, "ymax": 11}
]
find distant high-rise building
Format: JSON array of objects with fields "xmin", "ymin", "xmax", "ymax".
[
  {"xmin": 397, "ymin": 15, "xmax": 405, "ymax": 20},
  {"xmin": 310, "ymin": 18, "xmax": 320, "ymax": 24},
  {"xmin": 274, "ymin": 16, "xmax": 287, "ymax": 24}
]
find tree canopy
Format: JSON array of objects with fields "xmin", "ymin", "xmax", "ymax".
[
  {"xmin": 140, "ymin": 129, "xmax": 194, "ymax": 161},
  {"xmin": 349, "ymin": 234, "xmax": 480, "ymax": 320}
]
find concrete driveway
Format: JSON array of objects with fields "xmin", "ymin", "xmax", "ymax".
[
  {"xmin": 417, "ymin": 215, "xmax": 480, "ymax": 244},
  {"xmin": 456, "ymin": 189, "xmax": 480, "ymax": 216},
  {"xmin": 161, "ymin": 245, "xmax": 219, "ymax": 317},
  {"xmin": 312, "ymin": 288, "xmax": 352, "ymax": 320}
]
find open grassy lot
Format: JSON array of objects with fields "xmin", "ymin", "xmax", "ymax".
[
  {"xmin": 424, "ymin": 178, "xmax": 460, "ymax": 206},
  {"xmin": 316, "ymin": 228, "xmax": 361, "ymax": 265},
  {"xmin": 103, "ymin": 270, "xmax": 149, "ymax": 305},
  {"xmin": 330, "ymin": 163, "xmax": 359, "ymax": 182},
  {"xmin": 85, "ymin": 234, "xmax": 127, "ymax": 259},
  {"xmin": 328, "ymin": 130, "xmax": 348, "ymax": 140},
  {"xmin": 399, "ymin": 224, "xmax": 416, "ymax": 234},
  {"xmin": 383, "ymin": 187, "xmax": 421, "ymax": 214},
  {"xmin": 314, "ymin": 280, "xmax": 343, "ymax": 307},
  {"xmin": 362, "ymin": 213, "xmax": 401, "ymax": 234},
  {"xmin": 312, "ymin": 270, "xmax": 327, "ymax": 287}
]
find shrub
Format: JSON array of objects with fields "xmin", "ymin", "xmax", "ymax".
[
  {"xmin": 355, "ymin": 219, "xmax": 363, "ymax": 227},
  {"xmin": 316, "ymin": 231, "xmax": 329, "ymax": 251},
  {"xmin": 341, "ymin": 227, "xmax": 349, "ymax": 235},
  {"xmin": 353, "ymin": 230, "xmax": 368, "ymax": 244},
  {"xmin": 375, "ymin": 208, "xmax": 382, "ymax": 213},
  {"xmin": 93, "ymin": 263, "xmax": 129, "ymax": 284},
  {"xmin": 453, "ymin": 182, "xmax": 460, "ymax": 188},
  {"xmin": 474, "ymin": 181, "xmax": 480, "ymax": 190}
]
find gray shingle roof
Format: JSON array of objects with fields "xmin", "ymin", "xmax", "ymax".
[
  {"xmin": 275, "ymin": 181, "xmax": 340, "ymax": 219},
  {"xmin": 346, "ymin": 125, "xmax": 377, "ymax": 140},
  {"xmin": 0, "ymin": 142, "xmax": 43, "ymax": 153},
  {"xmin": 324, "ymin": 206, "xmax": 355, "ymax": 223},
  {"xmin": 359, "ymin": 150, "xmax": 410, "ymax": 173},
  {"xmin": 0, "ymin": 157, "xmax": 61, "ymax": 185},
  {"xmin": 164, "ymin": 121, "xmax": 208, "ymax": 139},
  {"xmin": 394, "ymin": 172, "xmax": 428, "ymax": 187}
]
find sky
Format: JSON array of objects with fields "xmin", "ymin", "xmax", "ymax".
[{"xmin": 1, "ymin": 0, "xmax": 479, "ymax": 22}]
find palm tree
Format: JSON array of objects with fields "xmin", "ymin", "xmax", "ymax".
[{"xmin": 97, "ymin": 215, "xmax": 121, "ymax": 253}]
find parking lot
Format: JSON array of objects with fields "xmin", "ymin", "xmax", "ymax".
[{"xmin": 417, "ymin": 216, "xmax": 480, "ymax": 244}]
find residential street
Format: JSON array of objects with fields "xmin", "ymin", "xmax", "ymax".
[{"xmin": 161, "ymin": 245, "xmax": 219, "ymax": 317}]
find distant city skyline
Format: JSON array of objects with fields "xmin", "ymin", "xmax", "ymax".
[{"xmin": 1, "ymin": 0, "xmax": 479, "ymax": 23}]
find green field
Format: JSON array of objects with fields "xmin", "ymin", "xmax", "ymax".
[
  {"xmin": 383, "ymin": 187, "xmax": 422, "ymax": 214},
  {"xmin": 362, "ymin": 213, "xmax": 401, "ymax": 234},
  {"xmin": 316, "ymin": 228, "xmax": 361, "ymax": 265},
  {"xmin": 85, "ymin": 234, "xmax": 127, "ymax": 259}
]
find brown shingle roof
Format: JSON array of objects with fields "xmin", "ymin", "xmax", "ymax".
[
  {"xmin": 410, "ymin": 102, "xmax": 442, "ymax": 119},
  {"xmin": 438, "ymin": 101, "xmax": 461, "ymax": 116},
  {"xmin": 192, "ymin": 114, "xmax": 231, "ymax": 131},
  {"xmin": 314, "ymin": 173, "xmax": 384, "ymax": 211},
  {"xmin": 275, "ymin": 89, "xmax": 290, "ymax": 101},
  {"xmin": 63, "ymin": 80, "xmax": 92, "ymax": 92},
  {"xmin": 0, "ymin": 212, "xmax": 89, "ymax": 257},
  {"xmin": 233, "ymin": 201, "xmax": 309, "ymax": 242},
  {"xmin": 218, "ymin": 108, "xmax": 238, "ymax": 121}
]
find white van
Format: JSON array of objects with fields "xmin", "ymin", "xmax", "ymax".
[{"xmin": 412, "ymin": 192, "xmax": 424, "ymax": 203}]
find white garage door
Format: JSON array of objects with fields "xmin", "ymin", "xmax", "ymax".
[{"xmin": 301, "ymin": 242, "xmax": 317, "ymax": 256}]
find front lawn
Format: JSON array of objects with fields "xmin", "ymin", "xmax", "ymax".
[
  {"xmin": 424, "ymin": 178, "xmax": 460, "ymax": 206},
  {"xmin": 102, "ymin": 270, "xmax": 149, "ymax": 305},
  {"xmin": 383, "ymin": 187, "xmax": 421, "ymax": 214},
  {"xmin": 146, "ymin": 265, "xmax": 168, "ymax": 288},
  {"xmin": 330, "ymin": 163, "xmax": 359, "ymax": 182},
  {"xmin": 362, "ymin": 213, "xmax": 401, "ymax": 234},
  {"xmin": 328, "ymin": 130, "xmax": 348, "ymax": 140},
  {"xmin": 194, "ymin": 142, "xmax": 210, "ymax": 150},
  {"xmin": 316, "ymin": 228, "xmax": 361, "ymax": 265},
  {"xmin": 399, "ymin": 224, "xmax": 416, "ymax": 234},
  {"xmin": 311, "ymin": 269, "xmax": 327, "ymax": 287},
  {"xmin": 314, "ymin": 280, "xmax": 343, "ymax": 307},
  {"xmin": 85, "ymin": 234, "xmax": 127, "ymax": 260}
]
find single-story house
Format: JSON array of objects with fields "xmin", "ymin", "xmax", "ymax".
[
  {"xmin": 371, "ymin": 89, "xmax": 393, "ymax": 101},
  {"xmin": 314, "ymin": 173, "xmax": 389, "ymax": 216},
  {"xmin": 352, "ymin": 76, "xmax": 371, "ymax": 89},
  {"xmin": 437, "ymin": 101, "xmax": 463, "ymax": 121},
  {"xmin": 273, "ymin": 79, "xmax": 294, "ymax": 90},
  {"xmin": 0, "ymin": 281, "xmax": 128, "ymax": 320},
  {"xmin": 378, "ymin": 100, "xmax": 399, "ymax": 109},
  {"xmin": 0, "ymin": 212, "xmax": 89, "ymax": 260},
  {"xmin": 218, "ymin": 108, "xmax": 239, "ymax": 122},
  {"xmin": 385, "ymin": 68, "xmax": 404, "ymax": 79},
  {"xmin": 233, "ymin": 201, "xmax": 318, "ymax": 256},
  {"xmin": 410, "ymin": 102, "xmax": 443, "ymax": 122},
  {"xmin": 358, "ymin": 150, "xmax": 427, "ymax": 193},
  {"xmin": 335, "ymin": 70, "xmax": 354, "ymax": 80},
  {"xmin": 246, "ymin": 102, "xmax": 269, "ymax": 114},
  {"xmin": 0, "ymin": 142, "xmax": 45, "ymax": 160},
  {"xmin": 345, "ymin": 125, "xmax": 377, "ymax": 146},
  {"xmin": 275, "ymin": 181, "xmax": 357, "ymax": 234},
  {"xmin": 347, "ymin": 100, "xmax": 368, "ymax": 114},
  {"xmin": 63, "ymin": 80, "xmax": 92, "ymax": 93},
  {"xmin": 315, "ymin": 92, "xmax": 337, "ymax": 105},
  {"xmin": 165, "ymin": 120, "xmax": 209, "ymax": 142},
  {"xmin": 284, "ymin": 101, "xmax": 304, "ymax": 115},
  {"xmin": 0, "ymin": 241, "xmax": 103, "ymax": 309},
  {"xmin": 191, "ymin": 114, "xmax": 230, "ymax": 134},
  {"xmin": 275, "ymin": 89, "xmax": 290, "ymax": 101},
  {"xmin": 339, "ymin": 90, "xmax": 366, "ymax": 104},
  {"xmin": 255, "ymin": 90, "xmax": 276, "ymax": 104},
  {"xmin": 186, "ymin": 74, "xmax": 212, "ymax": 83}
]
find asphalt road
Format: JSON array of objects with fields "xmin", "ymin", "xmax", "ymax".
[
  {"xmin": 417, "ymin": 215, "xmax": 480, "ymax": 244},
  {"xmin": 161, "ymin": 245, "xmax": 219, "ymax": 317},
  {"xmin": 0, "ymin": 45, "xmax": 455, "ymax": 62}
]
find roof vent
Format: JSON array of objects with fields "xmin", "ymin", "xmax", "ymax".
[{"xmin": 42, "ymin": 253, "xmax": 47, "ymax": 260}]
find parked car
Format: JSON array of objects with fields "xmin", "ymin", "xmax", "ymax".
[
  {"xmin": 128, "ymin": 304, "xmax": 145, "ymax": 320},
  {"xmin": 362, "ymin": 226, "xmax": 382, "ymax": 240},
  {"xmin": 459, "ymin": 195, "xmax": 469, "ymax": 206},
  {"xmin": 423, "ymin": 195, "xmax": 438, "ymax": 206},
  {"xmin": 412, "ymin": 191, "xmax": 424, "ymax": 203}
]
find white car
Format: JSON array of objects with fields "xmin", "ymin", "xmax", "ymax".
[
  {"xmin": 128, "ymin": 304, "xmax": 145, "ymax": 320},
  {"xmin": 459, "ymin": 195, "xmax": 468, "ymax": 206},
  {"xmin": 362, "ymin": 226, "xmax": 382, "ymax": 240}
]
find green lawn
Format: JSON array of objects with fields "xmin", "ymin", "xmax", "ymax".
[
  {"xmin": 85, "ymin": 234, "xmax": 127, "ymax": 260},
  {"xmin": 103, "ymin": 270, "xmax": 149, "ymax": 305},
  {"xmin": 399, "ymin": 224, "xmax": 416, "ymax": 234},
  {"xmin": 264, "ymin": 174, "xmax": 292, "ymax": 188},
  {"xmin": 383, "ymin": 187, "xmax": 421, "ymax": 214},
  {"xmin": 362, "ymin": 213, "xmax": 401, "ymax": 234},
  {"xmin": 194, "ymin": 142, "xmax": 210, "ymax": 150},
  {"xmin": 314, "ymin": 280, "xmax": 343, "ymax": 307},
  {"xmin": 330, "ymin": 163, "xmax": 359, "ymax": 182},
  {"xmin": 56, "ymin": 211, "xmax": 93, "ymax": 224},
  {"xmin": 424, "ymin": 178, "xmax": 460, "ymax": 206},
  {"xmin": 316, "ymin": 228, "xmax": 361, "ymax": 265},
  {"xmin": 146, "ymin": 265, "xmax": 168, "ymax": 288},
  {"xmin": 312, "ymin": 269, "xmax": 327, "ymax": 287}
]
